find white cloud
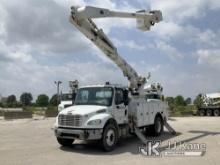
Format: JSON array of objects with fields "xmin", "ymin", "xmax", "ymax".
[
  {"xmin": 150, "ymin": 0, "xmax": 220, "ymax": 22},
  {"xmin": 113, "ymin": 38, "xmax": 146, "ymax": 51},
  {"xmin": 1, "ymin": 0, "xmax": 220, "ymax": 100},
  {"xmin": 0, "ymin": 59, "xmax": 127, "ymax": 99},
  {"xmin": 197, "ymin": 49, "xmax": 220, "ymax": 67},
  {"xmin": 156, "ymin": 41, "xmax": 183, "ymax": 60}
]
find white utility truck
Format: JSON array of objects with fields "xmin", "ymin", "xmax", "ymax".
[
  {"xmin": 58, "ymin": 93, "xmax": 74, "ymax": 112},
  {"xmin": 198, "ymin": 92, "xmax": 220, "ymax": 116},
  {"xmin": 54, "ymin": 6, "xmax": 175, "ymax": 151},
  {"xmin": 58, "ymin": 81, "xmax": 78, "ymax": 112}
]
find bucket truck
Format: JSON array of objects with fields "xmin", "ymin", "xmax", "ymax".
[
  {"xmin": 54, "ymin": 6, "xmax": 175, "ymax": 151},
  {"xmin": 58, "ymin": 80, "xmax": 78, "ymax": 112}
]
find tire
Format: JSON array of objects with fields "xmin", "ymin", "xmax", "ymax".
[
  {"xmin": 57, "ymin": 137, "xmax": 74, "ymax": 147},
  {"xmin": 199, "ymin": 109, "xmax": 205, "ymax": 116},
  {"xmin": 150, "ymin": 116, "xmax": 164, "ymax": 136},
  {"xmin": 102, "ymin": 123, "xmax": 118, "ymax": 152},
  {"xmin": 206, "ymin": 109, "xmax": 212, "ymax": 116},
  {"xmin": 213, "ymin": 109, "xmax": 220, "ymax": 116}
]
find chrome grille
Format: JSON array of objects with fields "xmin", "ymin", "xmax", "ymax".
[{"xmin": 58, "ymin": 114, "xmax": 82, "ymax": 127}]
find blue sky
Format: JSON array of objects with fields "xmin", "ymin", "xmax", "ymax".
[{"xmin": 0, "ymin": 0, "xmax": 220, "ymax": 100}]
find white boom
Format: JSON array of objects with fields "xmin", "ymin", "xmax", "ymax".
[{"xmin": 69, "ymin": 6, "xmax": 162, "ymax": 93}]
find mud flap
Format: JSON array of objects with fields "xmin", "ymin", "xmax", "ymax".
[
  {"xmin": 134, "ymin": 127, "xmax": 148, "ymax": 144},
  {"xmin": 164, "ymin": 120, "xmax": 176, "ymax": 135}
]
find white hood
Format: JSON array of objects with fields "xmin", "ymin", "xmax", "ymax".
[{"xmin": 59, "ymin": 105, "xmax": 107, "ymax": 116}]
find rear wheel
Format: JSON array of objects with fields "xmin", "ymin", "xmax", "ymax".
[
  {"xmin": 102, "ymin": 123, "xmax": 118, "ymax": 152},
  {"xmin": 213, "ymin": 109, "xmax": 220, "ymax": 116},
  {"xmin": 206, "ymin": 109, "xmax": 212, "ymax": 116},
  {"xmin": 199, "ymin": 109, "xmax": 205, "ymax": 116},
  {"xmin": 57, "ymin": 137, "xmax": 74, "ymax": 146},
  {"xmin": 150, "ymin": 116, "xmax": 164, "ymax": 136}
]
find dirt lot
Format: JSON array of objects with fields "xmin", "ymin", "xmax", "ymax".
[{"xmin": 0, "ymin": 117, "xmax": 219, "ymax": 165}]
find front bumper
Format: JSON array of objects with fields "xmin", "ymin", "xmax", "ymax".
[{"xmin": 54, "ymin": 127, "xmax": 103, "ymax": 140}]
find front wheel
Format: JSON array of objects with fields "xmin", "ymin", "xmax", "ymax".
[
  {"xmin": 213, "ymin": 109, "xmax": 220, "ymax": 116},
  {"xmin": 102, "ymin": 123, "xmax": 118, "ymax": 152},
  {"xmin": 57, "ymin": 137, "xmax": 74, "ymax": 147}
]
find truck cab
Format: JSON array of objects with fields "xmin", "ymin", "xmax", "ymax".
[{"xmin": 55, "ymin": 84, "xmax": 128, "ymax": 131}]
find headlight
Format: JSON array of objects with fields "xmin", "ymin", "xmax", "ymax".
[{"xmin": 87, "ymin": 119, "xmax": 102, "ymax": 125}]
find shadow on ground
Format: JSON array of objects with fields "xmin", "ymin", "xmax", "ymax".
[
  {"xmin": 60, "ymin": 129, "xmax": 220, "ymax": 155},
  {"xmin": 60, "ymin": 131, "xmax": 179, "ymax": 155}
]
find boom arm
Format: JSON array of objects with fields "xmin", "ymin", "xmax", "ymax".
[{"xmin": 69, "ymin": 6, "xmax": 162, "ymax": 91}]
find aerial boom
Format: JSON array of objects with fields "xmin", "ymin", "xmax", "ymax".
[{"xmin": 69, "ymin": 6, "xmax": 162, "ymax": 92}]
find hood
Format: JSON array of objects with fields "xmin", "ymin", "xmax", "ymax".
[{"xmin": 59, "ymin": 105, "xmax": 107, "ymax": 116}]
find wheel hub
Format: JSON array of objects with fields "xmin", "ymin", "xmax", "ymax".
[{"xmin": 106, "ymin": 129, "xmax": 115, "ymax": 146}]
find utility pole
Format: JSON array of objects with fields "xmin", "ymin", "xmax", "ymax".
[{"xmin": 54, "ymin": 81, "xmax": 62, "ymax": 109}]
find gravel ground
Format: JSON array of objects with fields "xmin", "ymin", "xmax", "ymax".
[{"xmin": 0, "ymin": 117, "xmax": 219, "ymax": 165}]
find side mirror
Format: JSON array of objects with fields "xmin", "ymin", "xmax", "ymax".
[{"xmin": 123, "ymin": 90, "xmax": 129, "ymax": 106}]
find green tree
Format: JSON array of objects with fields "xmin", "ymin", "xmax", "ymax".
[
  {"xmin": 49, "ymin": 94, "xmax": 58, "ymax": 106},
  {"xmin": 7, "ymin": 95, "xmax": 16, "ymax": 103},
  {"xmin": 174, "ymin": 95, "xmax": 186, "ymax": 106},
  {"xmin": 185, "ymin": 97, "xmax": 192, "ymax": 105},
  {"xmin": 20, "ymin": 92, "xmax": 33, "ymax": 106},
  {"xmin": 165, "ymin": 96, "xmax": 175, "ymax": 111},
  {"xmin": 7, "ymin": 95, "xmax": 17, "ymax": 107},
  {"xmin": 166, "ymin": 97, "xmax": 174, "ymax": 106},
  {"xmin": 193, "ymin": 94, "xmax": 203, "ymax": 108},
  {"xmin": 36, "ymin": 94, "xmax": 49, "ymax": 107}
]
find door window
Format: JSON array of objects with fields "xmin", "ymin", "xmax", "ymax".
[{"xmin": 115, "ymin": 88, "xmax": 124, "ymax": 105}]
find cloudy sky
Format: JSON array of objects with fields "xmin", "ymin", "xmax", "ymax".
[{"xmin": 0, "ymin": 0, "xmax": 220, "ymax": 99}]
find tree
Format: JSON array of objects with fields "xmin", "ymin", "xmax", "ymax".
[
  {"xmin": 165, "ymin": 96, "xmax": 175, "ymax": 111},
  {"xmin": 6, "ymin": 95, "xmax": 17, "ymax": 107},
  {"xmin": 20, "ymin": 93, "xmax": 33, "ymax": 106},
  {"xmin": 166, "ymin": 97, "xmax": 174, "ymax": 106},
  {"xmin": 193, "ymin": 94, "xmax": 203, "ymax": 108},
  {"xmin": 174, "ymin": 95, "xmax": 186, "ymax": 106},
  {"xmin": 36, "ymin": 94, "xmax": 49, "ymax": 107},
  {"xmin": 49, "ymin": 94, "xmax": 58, "ymax": 106},
  {"xmin": 185, "ymin": 97, "xmax": 192, "ymax": 105},
  {"xmin": 7, "ymin": 95, "xmax": 16, "ymax": 104}
]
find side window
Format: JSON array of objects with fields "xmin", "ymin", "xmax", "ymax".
[{"xmin": 115, "ymin": 88, "xmax": 124, "ymax": 105}]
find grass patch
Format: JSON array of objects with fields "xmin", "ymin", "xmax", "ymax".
[
  {"xmin": 23, "ymin": 106, "xmax": 57, "ymax": 116},
  {"xmin": 170, "ymin": 105, "xmax": 196, "ymax": 117}
]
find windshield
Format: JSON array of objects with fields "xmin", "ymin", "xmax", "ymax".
[
  {"xmin": 61, "ymin": 93, "xmax": 73, "ymax": 101},
  {"xmin": 74, "ymin": 87, "xmax": 113, "ymax": 106}
]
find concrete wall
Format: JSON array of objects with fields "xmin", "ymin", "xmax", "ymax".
[
  {"xmin": 4, "ymin": 111, "xmax": 32, "ymax": 120},
  {"xmin": 45, "ymin": 110, "xmax": 58, "ymax": 117},
  {"xmin": 0, "ymin": 108, "xmax": 23, "ymax": 112}
]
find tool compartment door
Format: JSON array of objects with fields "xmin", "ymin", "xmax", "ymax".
[{"xmin": 136, "ymin": 102, "xmax": 145, "ymax": 127}]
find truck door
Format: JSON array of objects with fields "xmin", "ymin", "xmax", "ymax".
[{"xmin": 114, "ymin": 88, "xmax": 128, "ymax": 124}]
